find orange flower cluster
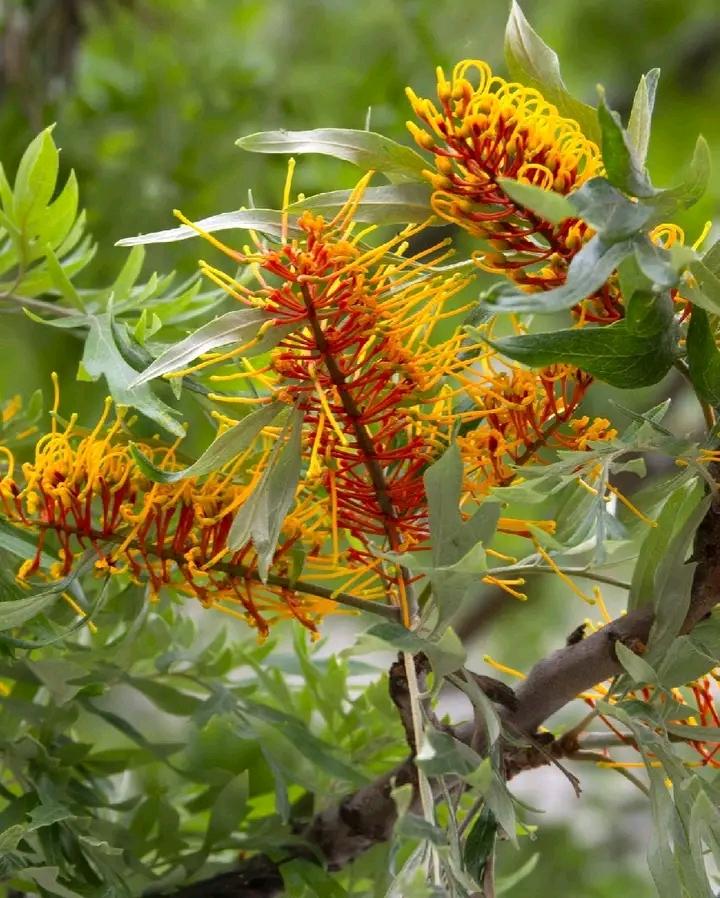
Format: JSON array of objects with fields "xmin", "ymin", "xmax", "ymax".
[
  {"xmin": 1, "ymin": 64, "xmax": 637, "ymax": 634},
  {"xmin": 406, "ymin": 60, "xmax": 623, "ymax": 323},
  {"xmin": 225, "ymin": 194, "xmax": 466, "ymax": 552},
  {"xmin": 0, "ymin": 399, "xmax": 345, "ymax": 634},
  {"xmin": 180, "ymin": 179, "xmax": 481, "ymax": 621},
  {"xmin": 457, "ymin": 358, "xmax": 595, "ymax": 495}
]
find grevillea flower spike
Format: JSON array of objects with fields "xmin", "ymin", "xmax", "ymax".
[
  {"xmin": 405, "ymin": 60, "xmax": 629, "ymax": 323},
  {"xmin": 0, "ymin": 383, "xmax": 397, "ymax": 635}
]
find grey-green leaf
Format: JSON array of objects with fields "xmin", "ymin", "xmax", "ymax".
[
  {"xmin": 489, "ymin": 235, "xmax": 635, "ymax": 314},
  {"xmin": 117, "ymin": 209, "xmax": 302, "ymax": 246},
  {"xmin": 0, "ymin": 563, "xmax": 92, "ymax": 631},
  {"xmin": 491, "ymin": 291, "xmax": 676, "ymax": 388},
  {"xmin": 687, "ymin": 307, "xmax": 720, "ymax": 405},
  {"xmin": 117, "ymin": 183, "xmax": 434, "ymax": 250},
  {"xmin": 627, "ymin": 69, "xmax": 660, "ymax": 168},
  {"xmin": 131, "ymin": 308, "xmax": 273, "ymax": 386},
  {"xmin": 291, "ymin": 182, "xmax": 433, "ymax": 225},
  {"xmin": 628, "ymin": 478, "xmax": 705, "ymax": 612},
  {"xmin": 228, "ymin": 409, "xmax": 304, "ymax": 580},
  {"xmin": 0, "ymin": 590, "xmax": 59, "ymax": 631},
  {"xmin": 204, "ymin": 772, "xmax": 248, "ymax": 848},
  {"xmin": 597, "ymin": 92, "xmax": 655, "ymax": 198},
  {"xmin": 569, "ymin": 178, "xmax": 653, "ymax": 240},
  {"xmin": 236, "ymin": 128, "xmax": 427, "ymax": 182},
  {"xmin": 497, "ymin": 177, "xmax": 575, "ymax": 224},
  {"xmin": 130, "ymin": 401, "xmax": 284, "ymax": 484},
  {"xmin": 83, "ymin": 313, "xmax": 184, "ymax": 437},
  {"xmin": 504, "ymin": 1, "xmax": 599, "ymax": 142},
  {"xmin": 615, "ymin": 641, "xmax": 658, "ymax": 685}
]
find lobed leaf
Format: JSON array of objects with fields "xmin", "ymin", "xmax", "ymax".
[
  {"xmin": 83, "ymin": 313, "xmax": 184, "ymax": 437},
  {"xmin": 491, "ymin": 291, "xmax": 677, "ymax": 388},
  {"xmin": 488, "ymin": 235, "xmax": 635, "ymax": 314},
  {"xmin": 568, "ymin": 178, "xmax": 653, "ymax": 239}
]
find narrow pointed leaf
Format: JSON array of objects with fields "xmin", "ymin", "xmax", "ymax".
[
  {"xmin": 597, "ymin": 92, "xmax": 655, "ymax": 197},
  {"xmin": 628, "ymin": 478, "xmax": 705, "ymax": 612},
  {"xmin": 131, "ymin": 401, "xmax": 284, "ymax": 484},
  {"xmin": 687, "ymin": 307, "xmax": 720, "ymax": 404},
  {"xmin": 228, "ymin": 409, "xmax": 304, "ymax": 580},
  {"xmin": 236, "ymin": 128, "xmax": 427, "ymax": 182},
  {"xmin": 627, "ymin": 69, "xmax": 660, "ymax": 167},
  {"xmin": 118, "ymin": 183, "xmax": 434, "ymax": 250},
  {"xmin": 504, "ymin": 1, "xmax": 599, "ymax": 142},
  {"xmin": 291, "ymin": 182, "xmax": 433, "ymax": 225},
  {"xmin": 0, "ymin": 561, "xmax": 95, "ymax": 632},
  {"xmin": 14, "ymin": 126, "xmax": 59, "ymax": 225},
  {"xmin": 117, "ymin": 209, "xmax": 301, "ymax": 246},
  {"xmin": 132, "ymin": 309, "xmax": 273, "ymax": 386}
]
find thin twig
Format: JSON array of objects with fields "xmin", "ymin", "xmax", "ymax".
[
  {"xmin": 0, "ymin": 291, "xmax": 80, "ymax": 318},
  {"xmin": 491, "ymin": 564, "xmax": 632, "ymax": 591},
  {"xmin": 568, "ymin": 750, "xmax": 650, "ymax": 797}
]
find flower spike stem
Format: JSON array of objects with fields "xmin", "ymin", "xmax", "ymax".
[
  {"xmin": 299, "ymin": 282, "xmax": 416, "ymax": 624},
  {"xmin": 28, "ymin": 521, "xmax": 402, "ymax": 624}
]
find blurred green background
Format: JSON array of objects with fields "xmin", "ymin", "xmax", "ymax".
[{"xmin": 2, "ymin": 1, "xmax": 719, "ymax": 894}]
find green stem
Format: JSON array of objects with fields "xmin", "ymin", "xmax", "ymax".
[{"xmin": 0, "ymin": 291, "xmax": 80, "ymax": 318}]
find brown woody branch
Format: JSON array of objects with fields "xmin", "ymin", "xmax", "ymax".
[{"xmin": 146, "ymin": 502, "xmax": 720, "ymax": 897}]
